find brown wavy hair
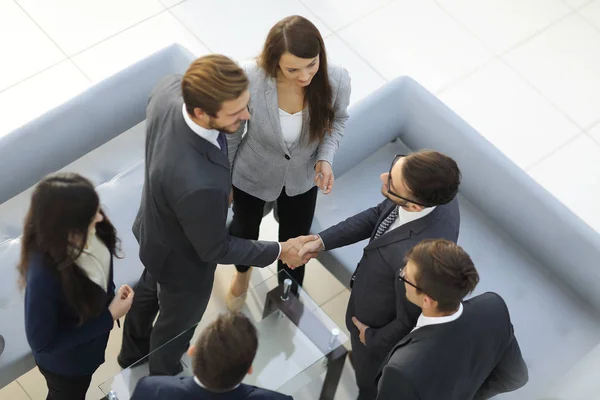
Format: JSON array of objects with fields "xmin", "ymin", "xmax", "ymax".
[
  {"xmin": 258, "ymin": 15, "xmax": 334, "ymax": 143},
  {"xmin": 182, "ymin": 54, "xmax": 249, "ymax": 117},
  {"xmin": 18, "ymin": 173, "xmax": 121, "ymax": 325}
]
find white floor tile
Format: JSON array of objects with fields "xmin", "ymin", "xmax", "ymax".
[
  {"xmin": 72, "ymin": 11, "xmax": 209, "ymax": 82},
  {"xmin": 170, "ymin": 0, "xmax": 331, "ymax": 61},
  {"xmin": 439, "ymin": 60, "xmax": 580, "ymax": 169},
  {"xmin": 300, "ymin": 0, "xmax": 391, "ymax": 31},
  {"xmin": 0, "ymin": 1, "xmax": 64, "ymax": 92},
  {"xmin": 529, "ymin": 135, "xmax": 600, "ymax": 233},
  {"xmin": 0, "ymin": 381, "xmax": 31, "ymax": 400},
  {"xmin": 503, "ymin": 14, "xmax": 600, "ymax": 129},
  {"xmin": 437, "ymin": 0, "xmax": 571, "ymax": 54},
  {"xmin": 338, "ymin": 0, "xmax": 492, "ymax": 92},
  {"xmin": 579, "ymin": 0, "xmax": 600, "ymax": 29},
  {"xmin": 16, "ymin": 0, "xmax": 165, "ymax": 56},
  {"xmin": 160, "ymin": 0, "xmax": 184, "ymax": 7},
  {"xmin": 324, "ymin": 35, "xmax": 386, "ymax": 105},
  {"xmin": 565, "ymin": 0, "xmax": 595, "ymax": 9},
  {"xmin": 589, "ymin": 122, "xmax": 600, "ymax": 143},
  {"xmin": 0, "ymin": 60, "xmax": 90, "ymax": 138}
]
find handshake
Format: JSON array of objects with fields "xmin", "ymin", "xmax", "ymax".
[{"xmin": 278, "ymin": 235, "xmax": 324, "ymax": 269}]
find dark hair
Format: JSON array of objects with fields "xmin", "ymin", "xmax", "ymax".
[
  {"xmin": 18, "ymin": 173, "xmax": 121, "ymax": 326},
  {"xmin": 182, "ymin": 54, "xmax": 249, "ymax": 117},
  {"xmin": 193, "ymin": 313, "xmax": 258, "ymax": 391},
  {"xmin": 402, "ymin": 150, "xmax": 461, "ymax": 206},
  {"xmin": 406, "ymin": 239, "xmax": 479, "ymax": 313},
  {"xmin": 258, "ymin": 15, "xmax": 334, "ymax": 144}
]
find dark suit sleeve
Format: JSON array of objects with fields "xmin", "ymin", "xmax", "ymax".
[
  {"xmin": 319, "ymin": 200, "xmax": 387, "ymax": 250},
  {"xmin": 474, "ymin": 326, "xmax": 528, "ymax": 399},
  {"xmin": 376, "ymin": 364, "xmax": 420, "ymax": 400},
  {"xmin": 364, "ymin": 274, "xmax": 420, "ymax": 358},
  {"xmin": 24, "ymin": 270, "xmax": 114, "ymax": 354},
  {"xmin": 130, "ymin": 377, "xmax": 152, "ymax": 400},
  {"xmin": 174, "ymin": 187, "xmax": 279, "ymax": 267}
]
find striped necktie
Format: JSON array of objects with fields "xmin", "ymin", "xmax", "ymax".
[
  {"xmin": 374, "ymin": 206, "xmax": 399, "ymax": 239},
  {"xmin": 217, "ymin": 132, "xmax": 228, "ymax": 156}
]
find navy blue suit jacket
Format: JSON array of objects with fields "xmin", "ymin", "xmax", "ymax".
[{"xmin": 130, "ymin": 376, "xmax": 293, "ymax": 400}]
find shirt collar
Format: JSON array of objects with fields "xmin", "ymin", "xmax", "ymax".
[
  {"xmin": 193, "ymin": 376, "xmax": 241, "ymax": 392},
  {"xmin": 397, "ymin": 205, "xmax": 436, "ymax": 223},
  {"xmin": 413, "ymin": 303, "xmax": 463, "ymax": 332},
  {"xmin": 182, "ymin": 103, "xmax": 220, "ymax": 145}
]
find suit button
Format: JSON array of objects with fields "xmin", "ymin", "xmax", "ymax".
[{"xmin": 285, "ymin": 155, "xmax": 291, "ymax": 160}]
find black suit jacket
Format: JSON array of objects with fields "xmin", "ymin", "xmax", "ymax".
[
  {"xmin": 376, "ymin": 293, "xmax": 528, "ymax": 400},
  {"xmin": 130, "ymin": 376, "xmax": 293, "ymax": 400},
  {"xmin": 133, "ymin": 76, "xmax": 279, "ymax": 290},
  {"xmin": 319, "ymin": 198, "xmax": 460, "ymax": 359}
]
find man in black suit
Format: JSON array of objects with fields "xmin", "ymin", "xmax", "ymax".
[
  {"xmin": 298, "ymin": 150, "xmax": 461, "ymax": 399},
  {"xmin": 119, "ymin": 55, "xmax": 314, "ymax": 375},
  {"xmin": 376, "ymin": 239, "xmax": 528, "ymax": 399},
  {"xmin": 130, "ymin": 312, "xmax": 293, "ymax": 400}
]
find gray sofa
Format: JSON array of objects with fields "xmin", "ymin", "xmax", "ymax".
[{"xmin": 0, "ymin": 44, "xmax": 598, "ymax": 399}]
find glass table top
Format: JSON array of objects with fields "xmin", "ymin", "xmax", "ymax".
[{"xmin": 100, "ymin": 269, "xmax": 349, "ymax": 399}]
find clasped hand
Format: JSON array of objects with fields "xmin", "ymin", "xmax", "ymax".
[{"xmin": 279, "ymin": 235, "xmax": 325, "ymax": 268}]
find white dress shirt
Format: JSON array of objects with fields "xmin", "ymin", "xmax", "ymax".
[
  {"xmin": 385, "ymin": 206, "xmax": 436, "ymax": 234},
  {"xmin": 411, "ymin": 303, "xmax": 463, "ymax": 333},
  {"xmin": 278, "ymin": 108, "xmax": 303, "ymax": 149},
  {"xmin": 182, "ymin": 103, "xmax": 222, "ymax": 150},
  {"xmin": 194, "ymin": 376, "xmax": 240, "ymax": 392}
]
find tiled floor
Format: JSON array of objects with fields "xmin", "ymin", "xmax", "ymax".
[{"xmin": 2, "ymin": 0, "xmax": 600, "ymax": 397}]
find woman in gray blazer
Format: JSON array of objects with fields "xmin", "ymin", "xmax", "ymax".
[{"xmin": 227, "ymin": 15, "xmax": 351, "ymax": 306}]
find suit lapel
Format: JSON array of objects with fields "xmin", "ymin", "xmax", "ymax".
[
  {"xmin": 265, "ymin": 78, "xmax": 291, "ymax": 156},
  {"xmin": 366, "ymin": 206, "xmax": 441, "ymax": 250}
]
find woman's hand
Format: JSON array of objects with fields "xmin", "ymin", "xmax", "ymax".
[
  {"xmin": 108, "ymin": 284, "xmax": 134, "ymax": 321},
  {"xmin": 315, "ymin": 161, "xmax": 334, "ymax": 194}
]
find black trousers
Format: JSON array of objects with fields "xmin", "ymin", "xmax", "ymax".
[
  {"xmin": 38, "ymin": 366, "xmax": 92, "ymax": 400},
  {"xmin": 229, "ymin": 185, "xmax": 318, "ymax": 289},
  {"xmin": 119, "ymin": 268, "xmax": 213, "ymax": 375},
  {"xmin": 350, "ymin": 332, "xmax": 380, "ymax": 400}
]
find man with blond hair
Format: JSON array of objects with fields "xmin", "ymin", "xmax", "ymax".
[{"xmin": 119, "ymin": 55, "xmax": 314, "ymax": 375}]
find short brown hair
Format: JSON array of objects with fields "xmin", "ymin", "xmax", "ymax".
[
  {"xmin": 402, "ymin": 150, "xmax": 461, "ymax": 206},
  {"xmin": 407, "ymin": 239, "xmax": 479, "ymax": 313},
  {"xmin": 193, "ymin": 313, "xmax": 258, "ymax": 391},
  {"xmin": 258, "ymin": 15, "xmax": 333, "ymax": 144},
  {"xmin": 181, "ymin": 54, "xmax": 249, "ymax": 117}
]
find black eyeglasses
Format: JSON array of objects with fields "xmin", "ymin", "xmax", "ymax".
[
  {"xmin": 399, "ymin": 267, "xmax": 436, "ymax": 301},
  {"xmin": 387, "ymin": 154, "xmax": 432, "ymax": 208}
]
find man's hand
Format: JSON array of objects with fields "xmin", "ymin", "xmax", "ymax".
[
  {"xmin": 315, "ymin": 161, "xmax": 334, "ymax": 194},
  {"xmin": 279, "ymin": 235, "xmax": 319, "ymax": 268},
  {"xmin": 297, "ymin": 236, "xmax": 324, "ymax": 259},
  {"xmin": 352, "ymin": 316, "xmax": 370, "ymax": 346},
  {"xmin": 228, "ymin": 189, "xmax": 234, "ymax": 207}
]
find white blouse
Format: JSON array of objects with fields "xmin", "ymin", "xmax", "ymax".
[
  {"xmin": 76, "ymin": 231, "xmax": 111, "ymax": 292},
  {"xmin": 279, "ymin": 108, "xmax": 303, "ymax": 149}
]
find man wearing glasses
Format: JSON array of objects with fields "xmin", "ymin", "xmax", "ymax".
[
  {"xmin": 376, "ymin": 239, "xmax": 528, "ymax": 399},
  {"xmin": 296, "ymin": 150, "xmax": 461, "ymax": 400}
]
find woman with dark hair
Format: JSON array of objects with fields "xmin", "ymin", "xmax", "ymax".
[
  {"xmin": 226, "ymin": 15, "xmax": 351, "ymax": 307},
  {"xmin": 19, "ymin": 172, "xmax": 134, "ymax": 400}
]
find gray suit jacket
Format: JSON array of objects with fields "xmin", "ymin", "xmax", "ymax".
[
  {"xmin": 227, "ymin": 61, "xmax": 351, "ymax": 201},
  {"xmin": 133, "ymin": 76, "xmax": 279, "ymax": 290},
  {"xmin": 319, "ymin": 198, "xmax": 460, "ymax": 359},
  {"xmin": 376, "ymin": 293, "xmax": 528, "ymax": 400}
]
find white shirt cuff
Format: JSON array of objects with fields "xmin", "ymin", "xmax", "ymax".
[{"xmin": 276, "ymin": 242, "xmax": 282, "ymax": 261}]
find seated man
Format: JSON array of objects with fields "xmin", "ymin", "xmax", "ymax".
[
  {"xmin": 298, "ymin": 150, "xmax": 461, "ymax": 400},
  {"xmin": 376, "ymin": 239, "xmax": 528, "ymax": 400},
  {"xmin": 130, "ymin": 312, "xmax": 293, "ymax": 400}
]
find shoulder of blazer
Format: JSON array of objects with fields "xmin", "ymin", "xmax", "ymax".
[{"xmin": 327, "ymin": 63, "xmax": 349, "ymax": 87}]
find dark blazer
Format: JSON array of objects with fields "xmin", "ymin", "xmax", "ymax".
[
  {"xmin": 376, "ymin": 293, "xmax": 529, "ymax": 400},
  {"xmin": 24, "ymin": 251, "xmax": 115, "ymax": 377},
  {"xmin": 133, "ymin": 76, "xmax": 279, "ymax": 290},
  {"xmin": 130, "ymin": 376, "xmax": 294, "ymax": 400},
  {"xmin": 319, "ymin": 198, "xmax": 460, "ymax": 359}
]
